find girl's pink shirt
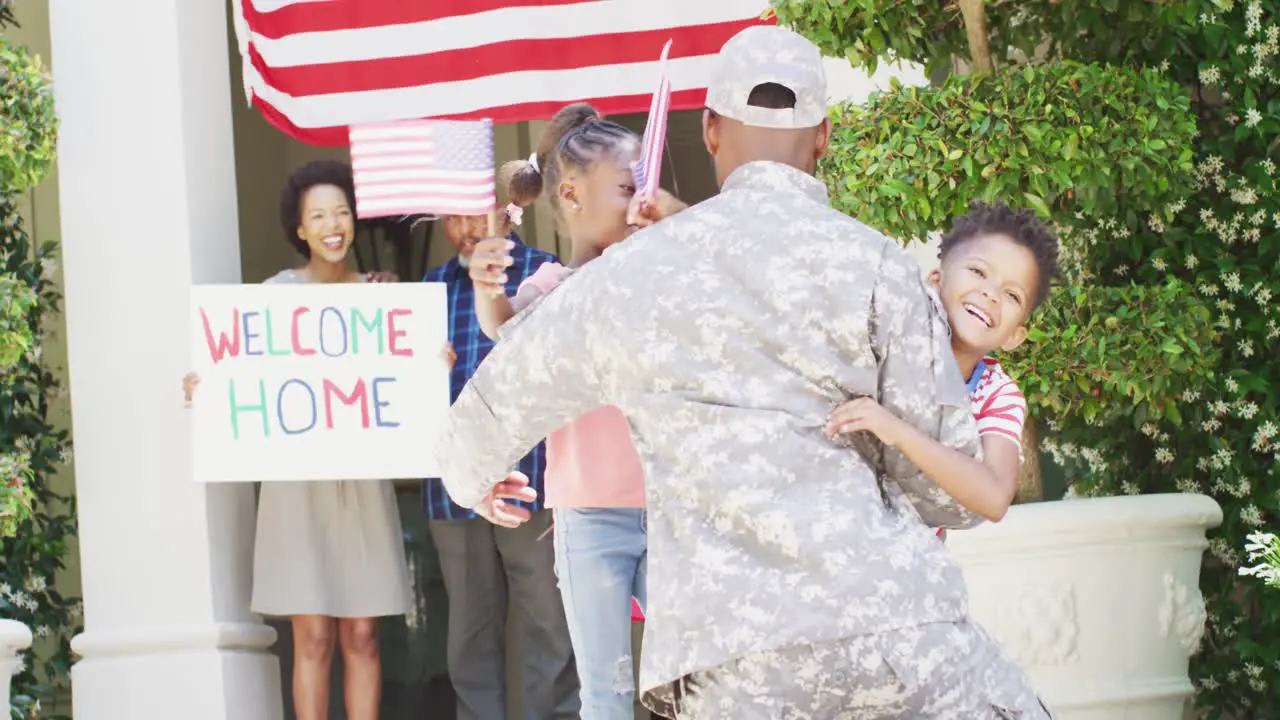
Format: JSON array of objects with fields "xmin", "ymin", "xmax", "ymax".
[{"xmin": 517, "ymin": 262, "xmax": 646, "ymax": 508}]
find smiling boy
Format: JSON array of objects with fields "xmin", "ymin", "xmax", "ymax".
[{"xmin": 827, "ymin": 201, "xmax": 1061, "ymax": 523}]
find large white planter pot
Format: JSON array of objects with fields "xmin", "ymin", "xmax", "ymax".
[
  {"xmin": 0, "ymin": 619, "xmax": 33, "ymax": 710},
  {"xmin": 949, "ymin": 493, "xmax": 1222, "ymax": 720}
]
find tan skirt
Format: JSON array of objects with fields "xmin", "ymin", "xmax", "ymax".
[{"xmin": 251, "ymin": 480, "xmax": 412, "ymax": 618}]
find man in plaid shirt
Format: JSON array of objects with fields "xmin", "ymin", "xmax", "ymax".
[{"xmin": 422, "ymin": 214, "xmax": 579, "ymax": 719}]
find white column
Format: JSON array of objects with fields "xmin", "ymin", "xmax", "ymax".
[{"xmin": 47, "ymin": 2, "xmax": 281, "ymax": 719}]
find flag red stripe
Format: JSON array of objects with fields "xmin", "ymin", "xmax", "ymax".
[
  {"xmin": 353, "ymin": 174, "xmax": 493, "ymax": 183},
  {"xmin": 639, "ymin": 78, "xmax": 670, "ymax": 194},
  {"xmin": 253, "ymin": 88, "xmax": 712, "ymax": 147},
  {"xmin": 358, "ymin": 205, "xmax": 495, "ymax": 218},
  {"xmin": 356, "ymin": 180, "xmax": 496, "ymax": 190},
  {"xmin": 357, "ymin": 191, "xmax": 495, "ymax": 202},
  {"xmin": 241, "ymin": 0, "xmax": 596, "ymax": 40},
  {"xmin": 349, "ymin": 149, "xmax": 436, "ymax": 159},
  {"xmin": 249, "ymin": 20, "xmax": 752, "ymax": 98},
  {"xmin": 358, "ymin": 187, "xmax": 495, "ymax": 195}
]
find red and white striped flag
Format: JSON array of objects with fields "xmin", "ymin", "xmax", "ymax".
[
  {"xmin": 632, "ymin": 40, "xmax": 672, "ymax": 200},
  {"xmin": 348, "ymin": 119, "xmax": 496, "ymax": 218},
  {"xmin": 231, "ymin": 0, "xmax": 774, "ymax": 146}
]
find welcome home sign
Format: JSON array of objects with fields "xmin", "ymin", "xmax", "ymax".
[{"xmin": 189, "ymin": 283, "xmax": 449, "ymax": 483}]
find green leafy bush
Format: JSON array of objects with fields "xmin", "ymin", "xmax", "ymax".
[
  {"xmin": 1002, "ymin": 280, "xmax": 1218, "ymax": 429},
  {"xmin": 0, "ymin": 274, "xmax": 34, "ymax": 369},
  {"xmin": 0, "ymin": 271, "xmax": 36, "ymax": 539},
  {"xmin": 824, "ymin": 62, "xmax": 1197, "ymax": 241},
  {"xmin": 770, "ymin": 0, "xmax": 1200, "ymax": 76},
  {"xmin": 0, "ymin": 198, "xmax": 78, "ymax": 720},
  {"xmin": 0, "ymin": 35, "xmax": 59, "ymax": 195},
  {"xmin": 770, "ymin": 0, "xmax": 972, "ymax": 76}
]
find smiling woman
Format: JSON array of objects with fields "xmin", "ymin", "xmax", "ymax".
[
  {"xmin": 180, "ymin": 160, "xmax": 424, "ymax": 720},
  {"xmin": 278, "ymin": 161, "xmax": 363, "ymax": 273}
]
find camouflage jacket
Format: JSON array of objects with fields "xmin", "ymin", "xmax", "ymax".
[{"xmin": 436, "ymin": 160, "xmax": 985, "ymax": 711}]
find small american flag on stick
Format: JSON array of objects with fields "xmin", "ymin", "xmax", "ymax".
[
  {"xmin": 348, "ymin": 119, "xmax": 496, "ymax": 218},
  {"xmin": 631, "ymin": 40, "xmax": 673, "ymax": 200}
]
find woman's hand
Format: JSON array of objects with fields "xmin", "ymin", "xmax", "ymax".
[
  {"xmin": 182, "ymin": 372, "xmax": 200, "ymax": 408},
  {"xmin": 367, "ymin": 271, "xmax": 399, "ymax": 283},
  {"xmin": 469, "ymin": 237, "xmax": 514, "ymax": 298}
]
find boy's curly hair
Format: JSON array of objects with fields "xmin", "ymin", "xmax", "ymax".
[
  {"xmin": 938, "ymin": 201, "xmax": 1061, "ymax": 309},
  {"xmin": 279, "ymin": 160, "xmax": 357, "ymax": 259}
]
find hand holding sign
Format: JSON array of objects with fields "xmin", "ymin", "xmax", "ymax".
[{"xmin": 183, "ymin": 372, "xmax": 201, "ymax": 408}]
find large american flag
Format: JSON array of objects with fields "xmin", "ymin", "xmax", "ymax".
[
  {"xmin": 348, "ymin": 119, "xmax": 496, "ymax": 218},
  {"xmin": 230, "ymin": 0, "xmax": 774, "ymax": 146},
  {"xmin": 632, "ymin": 40, "xmax": 672, "ymax": 199}
]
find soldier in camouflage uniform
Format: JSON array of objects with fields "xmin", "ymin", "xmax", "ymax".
[{"xmin": 437, "ymin": 24, "xmax": 1052, "ymax": 720}]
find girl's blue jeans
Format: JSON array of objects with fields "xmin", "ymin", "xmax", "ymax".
[{"xmin": 553, "ymin": 507, "xmax": 648, "ymax": 720}]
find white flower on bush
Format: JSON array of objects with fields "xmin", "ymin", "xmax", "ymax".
[
  {"xmin": 1240, "ymin": 505, "xmax": 1265, "ymax": 526},
  {"xmin": 1230, "ymin": 186, "xmax": 1259, "ymax": 204},
  {"xmin": 1239, "ymin": 532, "xmax": 1280, "ymax": 588},
  {"xmin": 38, "ymin": 257, "xmax": 56, "ymax": 281},
  {"xmin": 1211, "ymin": 537, "xmax": 1242, "ymax": 565}
]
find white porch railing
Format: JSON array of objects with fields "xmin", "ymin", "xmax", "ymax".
[{"xmin": 0, "ymin": 619, "xmax": 32, "ymax": 709}]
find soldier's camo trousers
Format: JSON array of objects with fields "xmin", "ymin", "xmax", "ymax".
[{"xmin": 670, "ymin": 619, "xmax": 1052, "ymax": 720}]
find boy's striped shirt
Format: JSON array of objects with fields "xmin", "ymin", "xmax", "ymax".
[
  {"xmin": 970, "ymin": 358, "xmax": 1027, "ymax": 452},
  {"xmin": 937, "ymin": 357, "xmax": 1027, "ymax": 540}
]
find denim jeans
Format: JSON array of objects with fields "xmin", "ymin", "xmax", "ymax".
[{"xmin": 553, "ymin": 507, "xmax": 648, "ymax": 720}]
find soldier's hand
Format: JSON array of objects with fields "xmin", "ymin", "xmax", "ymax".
[{"xmin": 475, "ymin": 472, "xmax": 538, "ymax": 528}]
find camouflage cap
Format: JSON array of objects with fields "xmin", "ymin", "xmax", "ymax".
[{"xmin": 705, "ymin": 25, "xmax": 827, "ymax": 130}]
